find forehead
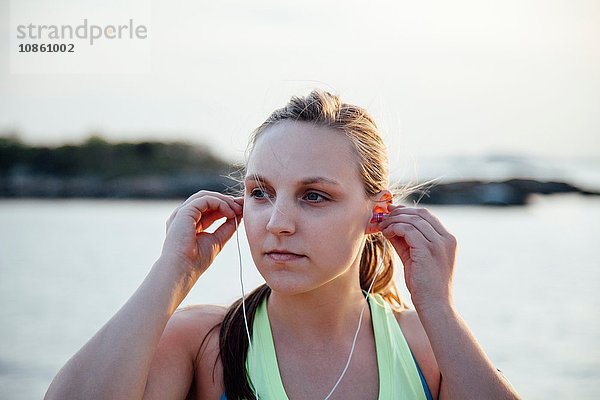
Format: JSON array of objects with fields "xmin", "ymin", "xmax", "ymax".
[{"xmin": 245, "ymin": 121, "xmax": 361, "ymax": 187}]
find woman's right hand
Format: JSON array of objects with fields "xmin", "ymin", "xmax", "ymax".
[
  {"xmin": 160, "ymin": 190, "xmax": 244, "ymax": 278},
  {"xmin": 44, "ymin": 190, "xmax": 243, "ymax": 400}
]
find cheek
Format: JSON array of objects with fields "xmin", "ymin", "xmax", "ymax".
[
  {"xmin": 243, "ymin": 212, "xmax": 259, "ymax": 239},
  {"xmin": 242, "ymin": 206, "xmax": 267, "ymax": 250},
  {"xmin": 308, "ymin": 217, "xmax": 364, "ymax": 260},
  {"xmin": 323, "ymin": 210, "xmax": 365, "ymax": 237}
]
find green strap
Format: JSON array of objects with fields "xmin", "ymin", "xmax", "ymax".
[{"xmin": 246, "ymin": 292, "xmax": 427, "ymax": 399}]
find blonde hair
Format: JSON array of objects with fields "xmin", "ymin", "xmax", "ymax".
[
  {"xmin": 243, "ymin": 89, "xmax": 420, "ymax": 309},
  {"xmin": 217, "ymin": 89, "xmax": 430, "ymax": 399}
]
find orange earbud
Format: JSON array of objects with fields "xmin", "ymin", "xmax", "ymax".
[
  {"xmin": 370, "ymin": 212, "xmax": 386, "ymax": 223},
  {"xmin": 370, "ymin": 205, "xmax": 390, "ymax": 223},
  {"xmin": 368, "ymin": 194, "xmax": 393, "ymax": 228}
]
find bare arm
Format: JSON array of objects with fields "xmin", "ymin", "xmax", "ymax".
[
  {"xmin": 416, "ymin": 302, "xmax": 521, "ymax": 400},
  {"xmin": 44, "ymin": 191, "xmax": 243, "ymax": 400},
  {"xmin": 142, "ymin": 304, "xmax": 225, "ymax": 400},
  {"xmin": 377, "ymin": 203, "xmax": 521, "ymax": 399},
  {"xmin": 44, "ymin": 258, "xmax": 196, "ymax": 400}
]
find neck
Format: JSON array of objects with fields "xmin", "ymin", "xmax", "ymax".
[{"xmin": 266, "ymin": 276, "xmax": 372, "ymax": 348}]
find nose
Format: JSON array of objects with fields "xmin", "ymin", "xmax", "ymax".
[{"xmin": 266, "ymin": 201, "xmax": 296, "ymax": 236}]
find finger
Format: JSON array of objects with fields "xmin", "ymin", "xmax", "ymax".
[
  {"xmin": 210, "ymin": 214, "xmax": 243, "ymax": 248},
  {"xmin": 381, "ymin": 222, "xmax": 428, "ymax": 248},
  {"xmin": 385, "ymin": 206, "xmax": 448, "ymax": 238},
  {"xmin": 179, "ymin": 196, "xmax": 236, "ymax": 234},
  {"xmin": 186, "ymin": 190, "xmax": 243, "ymax": 214},
  {"xmin": 177, "ymin": 190, "xmax": 242, "ymax": 219},
  {"xmin": 233, "ymin": 196, "xmax": 244, "ymax": 207},
  {"xmin": 168, "ymin": 191, "xmax": 213, "ymax": 223},
  {"xmin": 197, "ymin": 196, "xmax": 237, "ymax": 221},
  {"xmin": 390, "ymin": 203, "xmax": 406, "ymax": 208},
  {"xmin": 167, "ymin": 191, "xmax": 241, "ymax": 232},
  {"xmin": 378, "ymin": 214, "xmax": 438, "ymax": 243},
  {"xmin": 388, "ymin": 235, "xmax": 411, "ymax": 264},
  {"xmin": 166, "ymin": 195, "xmax": 205, "ymax": 231}
]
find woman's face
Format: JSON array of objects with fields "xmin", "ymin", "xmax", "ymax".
[{"xmin": 243, "ymin": 121, "xmax": 373, "ymax": 295}]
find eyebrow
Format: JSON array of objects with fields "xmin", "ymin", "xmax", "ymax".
[{"xmin": 244, "ymin": 174, "xmax": 341, "ymax": 187}]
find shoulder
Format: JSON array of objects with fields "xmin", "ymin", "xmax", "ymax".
[
  {"xmin": 167, "ymin": 304, "xmax": 228, "ymax": 398},
  {"xmin": 170, "ymin": 304, "xmax": 227, "ymax": 367},
  {"xmin": 173, "ymin": 303, "xmax": 228, "ymax": 328},
  {"xmin": 164, "ymin": 304, "xmax": 227, "ymax": 342},
  {"xmin": 393, "ymin": 307, "xmax": 441, "ymax": 399},
  {"xmin": 145, "ymin": 304, "xmax": 228, "ymax": 399}
]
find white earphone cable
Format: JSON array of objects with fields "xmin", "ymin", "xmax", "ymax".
[
  {"xmin": 234, "ymin": 217, "xmax": 257, "ymax": 398},
  {"xmin": 235, "ymin": 216, "xmax": 386, "ymax": 400},
  {"xmin": 322, "ymin": 238, "xmax": 386, "ymax": 400}
]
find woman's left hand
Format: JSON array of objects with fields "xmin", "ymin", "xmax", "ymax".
[{"xmin": 376, "ymin": 204, "xmax": 458, "ymax": 310}]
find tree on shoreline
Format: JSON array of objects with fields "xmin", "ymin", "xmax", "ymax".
[{"xmin": 0, "ymin": 134, "xmax": 229, "ymax": 178}]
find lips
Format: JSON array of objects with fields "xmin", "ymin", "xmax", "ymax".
[{"xmin": 265, "ymin": 250, "xmax": 305, "ymax": 262}]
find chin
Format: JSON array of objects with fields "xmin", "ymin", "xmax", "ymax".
[{"xmin": 259, "ymin": 270, "xmax": 317, "ymax": 296}]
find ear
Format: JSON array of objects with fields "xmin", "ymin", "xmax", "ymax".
[
  {"xmin": 372, "ymin": 189, "xmax": 393, "ymax": 213},
  {"xmin": 365, "ymin": 189, "xmax": 393, "ymax": 234}
]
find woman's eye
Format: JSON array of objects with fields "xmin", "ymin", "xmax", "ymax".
[
  {"xmin": 249, "ymin": 189, "xmax": 327, "ymax": 203},
  {"xmin": 305, "ymin": 192, "xmax": 327, "ymax": 203},
  {"xmin": 249, "ymin": 188, "xmax": 268, "ymax": 199},
  {"xmin": 250, "ymin": 188, "xmax": 269, "ymax": 199}
]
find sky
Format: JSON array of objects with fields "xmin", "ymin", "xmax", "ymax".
[{"xmin": 1, "ymin": 0, "xmax": 599, "ymax": 171}]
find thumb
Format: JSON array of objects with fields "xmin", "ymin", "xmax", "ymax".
[{"xmin": 209, "ymin": 215, "xmax": 242, "ymax": 249}]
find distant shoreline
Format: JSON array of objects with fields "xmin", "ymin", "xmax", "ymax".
[
  {"xmin": 2, "ymin": 135, "xmax": 598, "ymax": 206},
  {"xmin": 1, "ymin": 175, "xmax": 597, "ymax": 206}
]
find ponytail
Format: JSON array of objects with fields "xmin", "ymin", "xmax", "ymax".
[
  {"xmin": 360, "ymin": 232, "xmax": 409, "ymax": 311},
  {"xmin": 216, "ymin": 233, "xmax": 407, "ymax": 400},
  {"xmin": 218, "ymin": 284, "xmax": 270, "ymax": 400},
  {"xmin": 215, "ymin": 89, "xmax": 428, "ymax": 399}
]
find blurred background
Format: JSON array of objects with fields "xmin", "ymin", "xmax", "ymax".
[{"xmin": 1, "ymin": 0, "xmax": 599, "ymax": 398}]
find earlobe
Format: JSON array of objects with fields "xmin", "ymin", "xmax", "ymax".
[{"xmin": 365, "ymin": 212, "xmax": 386, "ymax": 234}]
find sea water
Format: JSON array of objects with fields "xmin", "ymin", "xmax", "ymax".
[{"xmin": 0, "ymin": 195, "xmax": 598, "ymax": 399}]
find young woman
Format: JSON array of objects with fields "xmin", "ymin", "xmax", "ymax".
[{"xmin": 45, "ymin": 90, "xmax": 521, "ymax": 400}]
